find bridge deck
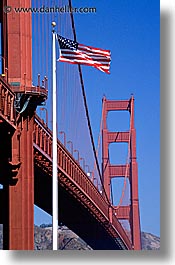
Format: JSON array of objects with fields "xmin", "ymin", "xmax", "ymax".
[{"xmin": 33, "ymin": 115, "xmax": 132, "ymax": 250}]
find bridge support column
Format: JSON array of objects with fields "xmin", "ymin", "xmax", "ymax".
[
  {"xmin": 0, "ymin": 0, "xmax": 47, "ymax": 250},
  {"xmin": 129, "ymin": 97, "xmax": 141, "ymax": 250},
  {"xmin": 4, "ymin": 0, "xmax": 34, "ymax": 249},
  {"xmin": 8, "ymin": 115, "xmax": 34, "ymax": 250}
]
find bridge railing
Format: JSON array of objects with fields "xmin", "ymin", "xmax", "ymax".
[
  {"xmin": 34, "ymin": 114, "xmax": 109, "ymax": 218},
  {"xmin": 57, "ymin": 143, "xmax": 109, "ymax": 219},
  {"xmin": 0, "ymin": 76, "xmax": 15, "ymax": 126},
  {"xmin": 34, "ymin": 115, "xmax": 53, "ymax": 157}
]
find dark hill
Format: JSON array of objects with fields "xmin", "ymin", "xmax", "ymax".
[{"xmin": 0, "ymin": 224, "xmax": 160, "ymax": 250}]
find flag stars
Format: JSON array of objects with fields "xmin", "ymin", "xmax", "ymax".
[{"xmin": 57, "ymin": 34, "xmax": 78, "ymax": 51}]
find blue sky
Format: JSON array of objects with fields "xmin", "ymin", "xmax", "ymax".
[
  {"xmin": 71, "ymin": 0, "xmax": 160, "ymax": 236},
  {"xmin": 33, "ymin": 0, "xmax": 160, "ymax": 237}
]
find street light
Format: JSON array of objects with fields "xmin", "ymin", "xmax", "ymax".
[
  {"xmin": 74, "ymin": 149, "xmax": 80, "ymax": 164},
  {"xmin": 80, "ymin": 157, "xmax": 85, "ymax": 171},
  {"xmin": 59, "ymin": 131, "xmax": 66, "ymax": 146},
  {"xmin": 67, "ymin": 140, "xmax": 73, "ymax": 155},
  {"xmin": 40, "ymin": 107, "xmax": 48, "ymax": 126},
  {"xmin": 94, "ymin": 177, "xmax": 98, "ymax": 189},
  {"xmin": 37, "ymin": 74, "xmax": 40, "ymax": 87},
  {"xmin": 89, "ymin": 171, "xmax": 95, "ymax": 183}
]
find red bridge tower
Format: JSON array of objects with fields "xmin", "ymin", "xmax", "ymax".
[
  {"xmin": 102, "ymin": 96, "xmax": 141, "ymax": 250},
  {"xmin": 0, "ymin": 0, "xmax": 47, "ymax": 249}
]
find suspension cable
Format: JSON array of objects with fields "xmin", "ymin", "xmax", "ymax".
[{"xmin": 68, "ymin": 0, "xmax": 110, "ymax": 205}]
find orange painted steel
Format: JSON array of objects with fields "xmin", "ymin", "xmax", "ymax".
[
  {"xmin": 114, "ymin": 206, "xmax": 130, "ymax": 220},
  {"xmin": 109, "ymin": 165, "xmax": 130, "ymax": 178},
  {"xmin": 102, "ymin": 96, "xmax": 141, "ymax": 250},
  {"xmin": 129, "ymin": 97, "xmax": 141, "ymax": 250},
  {"xmin": 8, "ymin": 116, "xmax": 35, "ymax": 250},
  {"xmin": 33, "ymin": 115, "xmax": 132, "ymax": 250},
  {"xmin": 2, "ymin": 0, "xmax": 35, "ymax": 250},
  {"xmin": 7, "ymin": 0, "xmax": 32, "ymax": 90},
  {"xmin": 107, "ymin": 131, "xmax": 130, "ymax": 143}
]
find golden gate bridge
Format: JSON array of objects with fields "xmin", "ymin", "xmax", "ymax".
[{"xmin": 0, "ymin": 0, "xmax": 141, "ymax": 250}]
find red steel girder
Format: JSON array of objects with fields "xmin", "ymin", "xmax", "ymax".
[
  {"xmin": 114, "ymin": 206, "xmax": 130, "ymax": 220},
  {"xmin": 109, "ymin": 165, "xmax": 130, "ymax": 178},
  {"xmin": 105, "ymin": 99, "xmax": 130, "ymax": 112},
  {"xmin": 107, "ymin": 131, "xmax": 130, "ymax": 143}
]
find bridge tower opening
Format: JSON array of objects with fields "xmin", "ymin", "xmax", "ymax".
[{"xmin": 102, "ymin": 96, "xmax": 141, "ymax": 250}]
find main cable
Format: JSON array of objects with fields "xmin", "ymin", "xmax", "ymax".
[{"xmin": 68, "ymin": 0, "xmax": 110, "ymax": 206}]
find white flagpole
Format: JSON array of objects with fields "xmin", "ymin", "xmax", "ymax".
[{"xmin": 52, "ymin": 22, "xmax": 58, "ymax": 251}]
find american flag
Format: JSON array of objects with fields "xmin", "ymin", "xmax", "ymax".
[{"xmin": 57, "ymin": 35, "xmax": 111, "ymax": 74}]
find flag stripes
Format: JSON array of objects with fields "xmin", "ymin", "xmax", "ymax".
[{"xmin": 57, "ymin": 35, "xmax": 111, "ymax": 74}]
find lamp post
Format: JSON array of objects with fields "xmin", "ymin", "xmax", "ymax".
[
  {"xmin": 67, "ymin": 140, "xmax": 73, "ymax": 155},
  {"xmin": 40, "ymin": 107, "xmax": 48, "ymax": 126},
  {"xmin": 74, "ymin": 149, "xmax": 80, "ymax": 164},
  {"xmin": 85, "ymin": 164, "xmax": 90, "ymax": 173},
  {"xmin": 80, "ymin": 157, "xmax": 85, "ymax": 171},
  {"xmin": 59, "ymin": 131, "xmax": 66, "ymax": 146}
]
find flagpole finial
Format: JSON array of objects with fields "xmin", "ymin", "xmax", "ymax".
[{"xmin": 52, "ymin": 21, "xmax": 56, "ymax": 32}]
